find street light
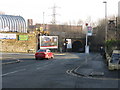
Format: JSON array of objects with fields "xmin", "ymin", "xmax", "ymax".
[
  {"xmin": 103, "ymin": 1, "xmax": 108, "ymax": 53},
  {"xmin": 103, "ymin": 1, "xmax": 108, "ymax": 42}
]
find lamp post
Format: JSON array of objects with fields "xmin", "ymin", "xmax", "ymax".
[
  {"xmin": 103, "ymin": 1, "xmax": 108, "ymax": 53},
  {"xmin": 103, "ymin": 1, "xmax": 108, "ymax": 43}
]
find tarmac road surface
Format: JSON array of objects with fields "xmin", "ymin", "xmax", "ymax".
[{"xmin": 2, "ymin": 52, "xmax": 120, "ymax": 88}]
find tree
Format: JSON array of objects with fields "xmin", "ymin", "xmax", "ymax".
[
  {"xmin": 89, "ymin": 19, "xmax": 106, "ymax": 51},
  {"xmin": 77, "ymin": 19, "xmax": 83, "ymax": 26}
]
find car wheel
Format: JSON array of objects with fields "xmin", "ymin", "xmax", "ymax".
[
  {"xmin": 35, "ymin": 57, "xmax": 38, "ymax": 60},
  {"xmin": 47, "ymin": 57, "xmax": 50, "ymax": 60},
  {"xmin": 51, "ymin": 55, "xmax": 54, "ymax": 59},
  {"xmin": 46, "ymin": 55, "xmax": 50, "ymax": 60},
  {"xmin": 106, "ymin": 61, "xmax": 108, "ymax": 66}
]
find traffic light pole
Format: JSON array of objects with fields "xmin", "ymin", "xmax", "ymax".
[
  {"xmin": 85, "ymin": 24, "xmax": 89, "ymax": 54},
  {"xmin": 86, "ymin": 31, "xmax": 88, "ymax": 47}
]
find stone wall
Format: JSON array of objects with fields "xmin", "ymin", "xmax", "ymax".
[{"xmin": 0, "ymin": 32, "xmax": 37, "ymax": 53}]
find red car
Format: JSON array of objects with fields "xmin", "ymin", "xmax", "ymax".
[{"xmin": 35, "ymin": 49, "xmax": 54, "ymax": 60}]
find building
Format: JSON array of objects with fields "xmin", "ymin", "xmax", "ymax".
[
  {"xmin": 0, "ymin": 15, "xmax": 27, "ymax": 33},
  {"xmin": 27, "ymin": 22, "xmax": 84, "ymax": 52},
  {"xmin": 27, "ymin": 19, "xmax": 33, "ymax": 26},
  {"xmin": 28, "ymin": 23, "xmax": 83, "ymax": 38}
]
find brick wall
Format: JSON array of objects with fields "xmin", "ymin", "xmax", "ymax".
[{"xmin": 0, "ymin": 32, "xmax": 37, "ymax": 53}]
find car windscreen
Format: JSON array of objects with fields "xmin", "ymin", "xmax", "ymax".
[
  {"xmin": 111, "ymin": 53, "xmax": 120, "ymax": 63},
  {"xmin": 37, "ymin": 49, "xmax": 46, "ymax": 52},
  {"xmin": 112, "ymin": 53, "xmax": 120, "ymax": 58}
]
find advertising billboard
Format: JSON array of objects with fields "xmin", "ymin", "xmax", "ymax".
[
  {"xmin": 66, "ymin": 39, "xmax": 72, "ymax": 49},
  {"xmin": 18, "ymin": 35, "xmax": 28, "ymax": 41},
  {"xmin": 0, "ymin": 33, "xmax": 16, "ymax": 39},
  {"xmin": 40, "ymin": 36, "xmax": 58, "ymax": 49}
]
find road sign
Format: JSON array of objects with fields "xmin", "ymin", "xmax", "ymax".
[{"xmin": 87, "ymin": 26, "xmax": 92, "ymax": 36}]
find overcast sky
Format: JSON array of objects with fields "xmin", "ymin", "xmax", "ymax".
[{"xmin": 0, "ymin": 0, "xmax": 120, "ymax": 25}]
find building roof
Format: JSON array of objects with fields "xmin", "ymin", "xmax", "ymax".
[{"xmin": 0, "ymin": 15, "xmax": 27, "ymax": 33}]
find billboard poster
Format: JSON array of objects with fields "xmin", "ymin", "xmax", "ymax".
[
  {"xmin": 0, "ymin": 33, "xmax": 16, "ymax": 39},
  {"xmin": 40, "ymin": 36, "xmax": 58, "ymax": 49},
  {"xmin": 66, "ymin": 39, "xmax": 72, "ymax": 49},
  {"xmin": 18, "ymin": 35, "xmax": 28, "ymax": 41}
]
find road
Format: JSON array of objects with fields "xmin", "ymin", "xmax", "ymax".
[{"xmin": 2, "ymin": 52, "xmax": 120, "ymax": 88}]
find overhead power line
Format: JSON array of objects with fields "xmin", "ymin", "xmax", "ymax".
[{"xmin": 49, "ymin": 4, "xmax": 60, "ymax": 24}]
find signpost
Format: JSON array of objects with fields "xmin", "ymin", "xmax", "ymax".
[
  {"xmin": 85, "ymin": 23, "xmax": 92, "ymax": 54},
  {"xmin": 87, "ymin": 26, "xmax": 92, "ymax": 36}
]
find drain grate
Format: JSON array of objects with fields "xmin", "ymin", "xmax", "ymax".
[{"xmin": 89, "ymin": 72, "xmax": 104, "ymax": 77}]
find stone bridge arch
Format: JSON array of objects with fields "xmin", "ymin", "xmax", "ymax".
[{"xmin": 72, "ymin": 40, "xmax": 85, "ymax": 52}]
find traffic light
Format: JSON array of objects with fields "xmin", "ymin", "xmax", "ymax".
[{"xmin": 86, "ymin": 23, "xmax": 88, "ymax": 26}]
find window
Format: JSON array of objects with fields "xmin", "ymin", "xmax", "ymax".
[{"xmin": 37, "ymin": 49, "xmax": 46, "ymax": 52}]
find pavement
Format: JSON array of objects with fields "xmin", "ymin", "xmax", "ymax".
[{"xmin": 73, "ymin": 53, "xmax": 120, "ymax": 80}]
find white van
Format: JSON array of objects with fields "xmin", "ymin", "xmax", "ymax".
[{"xmin": 108, "ymin": 50, "xmax": 120, "ymax": 70}]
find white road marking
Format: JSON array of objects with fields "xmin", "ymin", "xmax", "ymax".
[{"xmin": 1, "ymin": 69, "xmax": 26, "ymax": 77}]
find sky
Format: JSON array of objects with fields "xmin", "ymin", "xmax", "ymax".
[{"xmin": 0, "ymin": 0, "xmax": 120, "ymax": 25}]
